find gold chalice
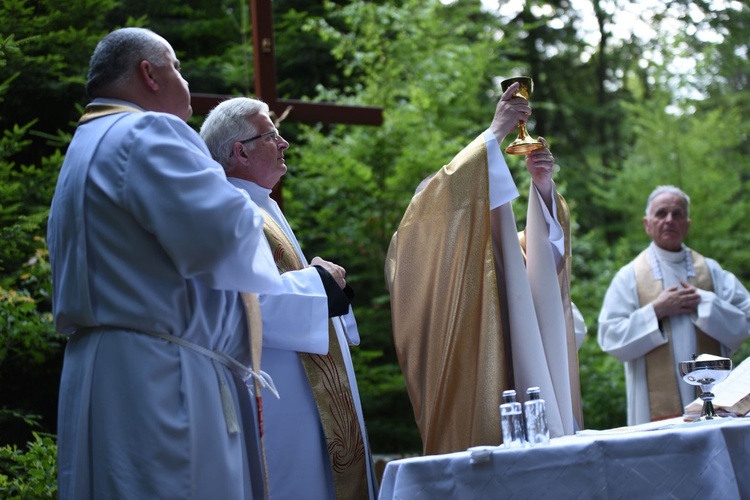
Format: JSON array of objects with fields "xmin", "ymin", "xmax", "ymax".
[
  {"xmin": 678, "ymin": 354, "xmax": 732, "ymax": 421},
  {"xmin": 500, "ymin": 76, "xmax": 544, "ymax": 155}
]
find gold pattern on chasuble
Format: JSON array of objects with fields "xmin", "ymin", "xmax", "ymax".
[
  {"xmin": 636, "ymin": 248, "xmax": 720, "ymax": 421},
  {"xmin": 259, "ymin": 210, "xmax": 368, "ymax": 499},
  {"xmin": 386, "ymin": 137, "xmax": 510, "ymax": 455}
]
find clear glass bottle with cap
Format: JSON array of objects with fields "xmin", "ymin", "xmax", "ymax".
[
  {"xmin": 499, "ymin": 389, "xmax": 525, "ymax": 448},
  {"xmin": 524, "ymin": 386, "xmax": 550, "ymax": 446}
]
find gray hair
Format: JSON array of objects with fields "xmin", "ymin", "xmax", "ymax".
[
  {"xmin": 199, "ymin": 97, "xmax": 270, "ymax": 171},
  {"xmin": 86, "ymin": 28, "xmax": 170, "ymax": 99},
  {"xmin": 645, "ymin": 185, "xmax": 690, "ymax": 217}
]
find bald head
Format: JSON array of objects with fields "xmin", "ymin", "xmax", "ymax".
[
  {"xmin": 85, "ymin": 27, "xmax": 192, "ymax": 120},
  {"xmin": 86, "ymin": 28, "xmax": 169, "ymax": 99}
]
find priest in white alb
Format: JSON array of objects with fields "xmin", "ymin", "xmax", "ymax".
[
  {"xmin": 200, "ymin": 97, "xmax": 378, "ymax": 499},
  {"xmin": 598, "ymin": 185, "xmax": 750, "ymax": 425}
]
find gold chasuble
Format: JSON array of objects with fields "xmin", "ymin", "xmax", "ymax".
[
  {"xmin": 259, "ymin": 211, "xmax": 369, "ymax": 499},
  {"xmin": 385, "ymin": 135, "xmax": 583, "ymax": 456},
  {"xmin": 634, "ymin": 248, "xmax": 721, "ymax": 421}
]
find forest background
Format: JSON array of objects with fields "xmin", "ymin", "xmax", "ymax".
[{"xmin": 1, "ymin": 0, "xmax": 749, "ymax": 495}]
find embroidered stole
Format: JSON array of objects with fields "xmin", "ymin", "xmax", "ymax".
[
  {"xmin": 259, "ymin": 211, "xmax": 369, "ymax": 499},
  {"xmin": 240, "ymin": 292, "xmax": 270, "ymax": 497},
  {"xmin": 78, "ymin": 103, "xmax": 143, "ymax": 124},
  {"xmin": 634, "ymin": 248, "xmax": 721, "ymax": 421}
]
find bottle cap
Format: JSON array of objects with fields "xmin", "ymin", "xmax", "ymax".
[
  {"xmin": 526, "ymin": 387, "xmax": 541, "ymax": 399},
  {"xmin": 502, "ymin": 389, "xmax": 517, "ymax": 402}
]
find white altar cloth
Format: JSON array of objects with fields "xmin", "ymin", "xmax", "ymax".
[{"xmin": 379, "ymin": 417, "xmax": 750, "ymax": 499}]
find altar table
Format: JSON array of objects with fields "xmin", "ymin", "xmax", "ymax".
[{"xmin": 378, "ymin": 417, "xmax": 750, "ymax": 499}]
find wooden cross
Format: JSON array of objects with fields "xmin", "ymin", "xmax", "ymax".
[{"xmin": 191, "ymin": 1, "xmax": 383, "ymax": 208}]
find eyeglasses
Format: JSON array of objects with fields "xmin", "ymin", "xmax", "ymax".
[
  {"xmin": 230, "ymin": 129, "xmax": 280, "ymax": 156},
  {"xmin": 239, "ymin": 129, "xmax": 279, "ymax": 144}
]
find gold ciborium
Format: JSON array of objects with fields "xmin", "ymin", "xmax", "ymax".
[
  {"xmin": 678, "ymin": 354, "xmax": 732, "ymax": 421},
  {"xmin": 500, "ymin": 76, "xmax": 544, "ymax": 155}
]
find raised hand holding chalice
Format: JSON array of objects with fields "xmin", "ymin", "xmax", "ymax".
[{"xmin": 500, "ymin": 76, "xmax": 544, "ymax": 155}]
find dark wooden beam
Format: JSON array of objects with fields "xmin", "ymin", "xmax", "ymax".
[
  {"xmin": 192, "ymin": 94, "xmax": 383, "ymax": 126},
  {"xmin": 251, "ymin": 0, "xmax": 278, "ymax": 104}
]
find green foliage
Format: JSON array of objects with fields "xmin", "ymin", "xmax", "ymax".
[
  {"xmin": 0, "ymin": 429, "xmax": 57, "ymax": 500},
  {"xmin": 0, "ymin": 5, "xmax": 71, "ymax": 491},
  {"xmin": 351, "ymin": 349, "xmax": 422, "ymax": 452},
  {"xmin": 106, "ymin": 0, "xmax": 254, "ymax": 95},
  {"xmin": 570, "ymin": 229, "xmax": 632, "ymax": 430},
  {"xmin": 275, "ymin": 4, "xmax": 351, "ymax": 99},
  {"xmin": 0, "ymin": 115, "xmax": 61, "ymax": 274},
  {"xmin": 0, "ymin": 239, "xmax": 58, "ymax": 367},
  {"xmin": 0, "ymin": 0, "xmax": 118, "ymax": 147},
  {"xmin": 578, "ymin": 336, "xmax": 627, "ymax": 430},
  {"xmin": 0, "ymin": 67, "xmax": 62, "ymax": 368}
]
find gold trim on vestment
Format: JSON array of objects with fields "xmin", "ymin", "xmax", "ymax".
[
  {"xmin": 78, "ymin": 103, "xmax": 143, "ymax": 124},
  {"xmin": 259, "ymin": 210, "xmax": 369, "ymax": 499},
  {"xmin": 240, "ymin": 292, "xmax": 270, "ymax": 498},
  {"xmin": 554, "ymin": 194, "xmax": 584, "ymax": 428},
  {"xmin": 635, "ymin": 248, "xmax": 720, "ymax": 421}
]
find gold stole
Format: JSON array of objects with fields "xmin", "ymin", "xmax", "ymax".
[
  {"xmin": 259, "ymin": 211, "xmax": 369, "ymax": 499},
  {"xmin": 240, "ymin": 292, "xmax": 270, "ymax": 496},
  {"xmin": 558, "ymin": 195, "xmax": 584, "ymax": 430},
  {"xmin": 78, "ymin": 103, "xmax": 143, "ymax": 124},
  {"xmin": 634, "ymin": 248, "xmax": 721, "ymax": 421}
]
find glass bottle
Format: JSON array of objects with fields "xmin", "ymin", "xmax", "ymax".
[
  {"xmin": 499, "ymin": 389, "xmax": 525, "ymax": 448},
  {"xmin": 524, "ymin": 386, "xmax": 550, "ymax": 446}
]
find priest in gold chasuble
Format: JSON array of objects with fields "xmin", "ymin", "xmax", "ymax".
[
  {"xmin": 385, "ymin": 88, "xmax": 583, "ymax": 456},
  {"xmin": 201, "ymin": 98, "xmax": 377, "ymax": 499}
]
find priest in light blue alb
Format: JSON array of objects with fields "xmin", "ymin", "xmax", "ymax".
[{"xmin": 48, "ymin": 28, "xmax": 283, "ymax": 500}]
